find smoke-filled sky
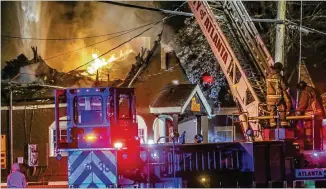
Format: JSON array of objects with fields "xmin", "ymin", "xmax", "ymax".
[{"xmin": 1, "ymin": 1, "xmax": 172, "ymax": 72}]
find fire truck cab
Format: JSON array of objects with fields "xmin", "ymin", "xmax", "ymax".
[
  {"xmin": 54, "ymin": 87, "xmax": 140, "ymax": 187},
  {"xmin": 55, "ymin": 87, "xmax": 139, "ymax": 150}
]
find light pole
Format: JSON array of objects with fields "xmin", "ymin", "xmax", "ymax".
[
  {"xmin": 275, "ymin": 0, "xmax": 287, "ymax": 71},
  {"xmin": 9, "ymin": 87, "xmax": 14, "ymax": 167}
]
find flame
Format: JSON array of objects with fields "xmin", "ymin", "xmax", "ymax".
[{"xmin": 87, "ymin": 49, "xmax": 133, "ymax": 74}]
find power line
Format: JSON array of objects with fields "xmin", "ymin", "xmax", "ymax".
[
  {"xmin": 101, "ymin": 1, "xmax": 163, "ymax": 12},
  {"xmin": 286, "ymin": 20, "xmax": 326, "ymax": 36},
  {"xmin": 67, "ymin": 17, "xmax": 172, "ymax": 73},
  {"xmin": 44, "ymin": 30, "xmax": 136, "ymax": 61},
  {"xmin": 101, "ymin": 1, "xmax": 193, "ymax": 17},
  {"xmin": 43, "ymin": 21, "xmax": 158, "ymax": 61},
  {"xmin": 296, "ymin": 0, "xmax": 303, "ymax": 109},
  {"xmin": 1, "ymin": 20, "xmax": 159, "ymax": 41},
  {"xmin": 250, "ymin": 18, "xmax": 326, "ymax": 36},
  {"xmin": 103, "ymin": 1, "xmax": 326, "ymax": 36}
]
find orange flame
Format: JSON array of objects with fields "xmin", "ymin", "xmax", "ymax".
[{"xmin": 87, "ymin": 49, "xmax": 133, "ymax": 74}]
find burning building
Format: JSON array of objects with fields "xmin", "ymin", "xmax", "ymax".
[
  {"xmin": 1, "ymin": 32, "xmax": 240, "ymax": 186},
  {"xmin": 0, "ymin": 1, "xmax": 240, "ymax": 185}
]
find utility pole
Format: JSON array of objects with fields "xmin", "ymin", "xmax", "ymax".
[
  {"xmin": 9, "ymin": 87, "xmax": 14, "ymax": 167},
  {"xmin": 274, "ymin": 1, "xmax": 287, "ymax": 73}
]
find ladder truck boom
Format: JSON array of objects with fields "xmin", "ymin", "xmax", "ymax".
[
  {"xmin": 188, "ymin": 1, "xmax": 274, "ymax": 141},
  {"xmin": 212, "ymin": 1, "xmax": 274, "ymax": 76}
]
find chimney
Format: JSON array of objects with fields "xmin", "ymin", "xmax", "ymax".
[
  {"xmin": 94, "ymin": 70, "xmax": 99, "ymax": 86},
  {"xmin": 96, "ymin": 70, "xmax": 99, "ymax": 82},
  {"xmin": 161, "ymin": 46, "xmax": 167, "ymax": 70}
]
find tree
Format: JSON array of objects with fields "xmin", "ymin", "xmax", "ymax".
[{"xmin": 172, "ymin": 18, "xmax": 233, "ymax": 107}]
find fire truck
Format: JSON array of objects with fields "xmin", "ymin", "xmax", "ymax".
[
  {"xmin": 54, "ymin": 87, "xmax": 142, "ymax": 187},
  {"xmin": 54, "ymin": 1, "xmax": 326, "ymax": 188}
]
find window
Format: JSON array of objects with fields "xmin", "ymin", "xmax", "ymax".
[
  {"xmin": 74, "ymin": 96, "xmax": 103, "ymax": 124},
  {"xmin": 136, "ymin": 115, "xmax": 147, "ymax": 143},
  {"xmin": 107, "ymin": 96, "xmax": 114, "ymax": 120},
  {"xmin": 138, "ymin": 129, "xmax": 145, "ymax": 144},
  {"xmin": 212, "ymin": 126, "xmax": 233, "ymax": 142},
  {"xmin": 52, "ymin": 129, "xmax": 68, "ymax": 155},
  {"xmin": 168, "ymin": 126, "xmax": 174, "ymax": 142},
  {"xmin": 118, "ymin": 94, "xmax": 131, "ymax": 119},
  {"xmin": 49, "ymin": 117, "xmax": 68, "ymax": 157}
]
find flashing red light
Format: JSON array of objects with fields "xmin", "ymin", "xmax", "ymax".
[
  {"xmin": 114, "ymin": 142, "xmax": 123, "ymax": 149},
  {"xmin": 202, "ymin": 74, "xmax": 214, "ymax": 85}
]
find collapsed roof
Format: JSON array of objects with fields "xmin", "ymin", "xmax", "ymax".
[{"xmin": 1, "ymin": 47, "xmax": 123, "ymax": 105}]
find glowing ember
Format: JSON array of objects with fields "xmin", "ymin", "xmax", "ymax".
[{"xmin": 87, "ymin": 49, "xmax": 133, "ymax": 74}]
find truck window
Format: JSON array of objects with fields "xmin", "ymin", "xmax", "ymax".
[
  {"xmin": 74, "ymin": 96, "xmax": 103, "ymax": 124},
  {"xmin": 119, "ymin": 94, "xmax": 131, "ymax": 119},
  {"xmin": 107, "ymin": 96, "xmax": 114, "ymax": 120}
]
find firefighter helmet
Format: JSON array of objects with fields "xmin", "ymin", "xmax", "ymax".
[
  {"xmin": 296, "ymin": 81, "xmax": 307, "ymax": 90},
  {"xmin": 194, "ymin": 134, "xmax": 203, "ymax": 143},
  {"xmin": 270, "ymin": 62, "xmax": 283, "ymax": 71}
]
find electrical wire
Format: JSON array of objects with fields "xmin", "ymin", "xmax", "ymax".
[
  {"xmin": 67, "ymin": 17, "xmax": 173, "ymax": 73},
  {"xmin": 1, "ymin": 21, "xmax": 160, "ymax": 40},
  {"xmin": 100, "ymin": 1, "xmax": 193, "ymax": 17},
  {"xmin": 296, "ymin": 0, "xmax": 303, "ymax": 109},
  {"xmin": 249, "ymin": 19, "xmax": 326, "ymax": 36},
  {"xmin": 102, "ymin": 1, "xmax": 326, "ymax": 36},
  {"xmin": 286, "ymin": 19, "xmax": 326, "ymax": 36},
  {"xmin": 175, "ymin": 1, "xmax": 187, "ymax": 12},
  {"xmin": 101, "ymin": 1, "xmax": 163, "ymax": 12},
  {"xmin": 43, "ymin": 21, "xmax": 158, "ymax": 61}
]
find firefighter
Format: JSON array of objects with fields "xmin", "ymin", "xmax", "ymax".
[
  {"xmin": 296, "ymin": 81, "xmax": 325, "ymax": 116},
  {"xmin": 266, "ymin": 62, "xmax": 292, "ymax": 127},
  {"xmin": 7, "ymin": 163, "xmax": 27, "ymax": 188},
  {"xmin": 296, "ymin": 81, "xmax": 325, "ymax": 150}
]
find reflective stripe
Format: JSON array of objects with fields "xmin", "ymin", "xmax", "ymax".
[
  {"xmin": 281, "ymin": 122, "xmax": 290, "ymax": 126},
  {"xmin": 68, "ymin": 150, "xmax": 117, "ymax": 187},
  {"xmin": 305, "ymin": 129, "xmax": 312, "ymax": 135},
  {"xmin": 267, "ymin": 95, "xmax": 282, "ymax": 98},
  {"xmin": 315, "ymin": 109, "xmax": 322, "ymax": 112}
]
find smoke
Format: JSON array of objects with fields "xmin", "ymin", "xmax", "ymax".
[
  {"xmin": 1, "ymin": 1, "xmax": 50, "ymax": 67},
  {"xmin": 2, "ymin": 1, "xmax": 172, "ymax": 73},
  {"xmin": 161, "ymin": 42, "xmax": 175, "ymax": 53},
  {"xmin": 16, "ymin": 63, "xmax": 40, "ymax": 84}
]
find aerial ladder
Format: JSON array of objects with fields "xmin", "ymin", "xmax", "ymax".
[
  {"xmin": 188, "ymin": 1, "xmax": 326, "ymax": 147},
  {"xmin": 188, "ymin": 1, "xmax": 276, "ymax": 141},
  {"xmin": 186, "ymin": 2, "xmax": 326, "ymax": 186}
]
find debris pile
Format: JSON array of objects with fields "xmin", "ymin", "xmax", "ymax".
[
  {"xmin": 172, "ymin": 18, "xmax": 234, "ymax": 107},
  {"xmin": 1, "ymin": 47, "xmax": 126, "ymax": 103},
  {"xmin": 121, "ymin": 31, "xmax": 163, "ymax": 87},
  {"xmin": 1, "ymin": 47, "xmax": 96, "ymax": 87}
]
